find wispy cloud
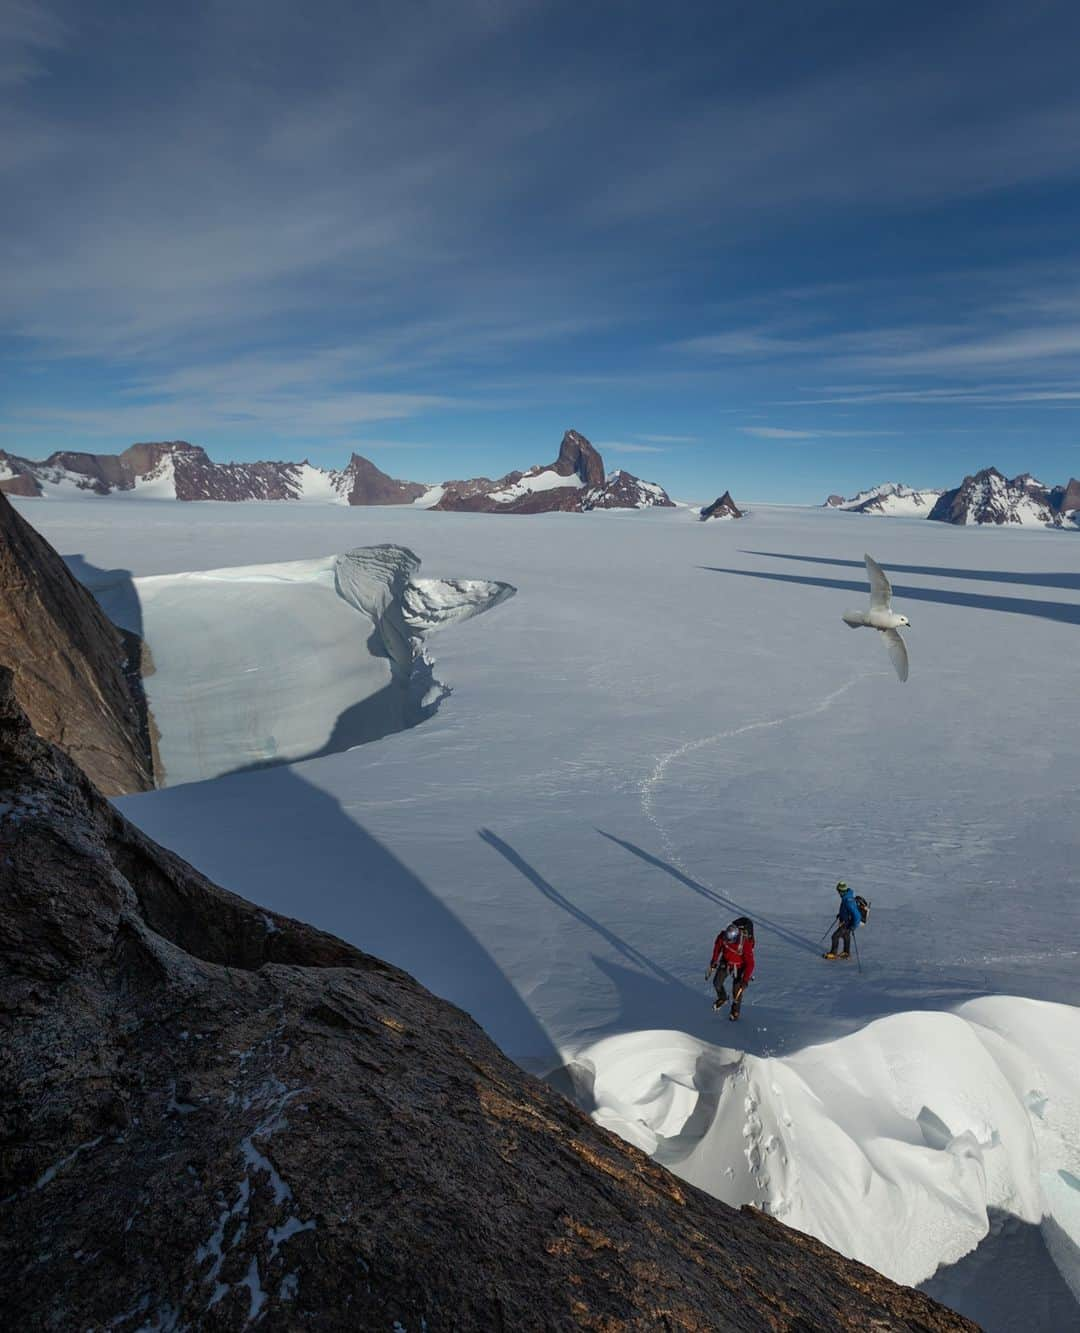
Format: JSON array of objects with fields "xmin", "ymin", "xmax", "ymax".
[
  {"xmin": 5, "ymin": 391, "xmax": 458, "ymax": 444},
  {"xmin": 0, "ymin": 0, "xmax": 65, "ymax": 88},
  {"xmin": 739, "ymin": 425, "xmax": 899, "ymax": 440}
]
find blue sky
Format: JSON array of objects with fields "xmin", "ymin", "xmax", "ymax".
[{"xmin": 3, "ymin": 0, "xmax": 1080, "ymax": 502}]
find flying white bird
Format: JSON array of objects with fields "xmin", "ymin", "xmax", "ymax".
[{"xmin": 842, "ymin": 553, "xmax": 911, "ymax": 681}]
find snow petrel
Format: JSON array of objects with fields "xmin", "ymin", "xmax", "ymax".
[{"xmin": 841, "ymin": 553, "xmax": 911, "ymax": 682}]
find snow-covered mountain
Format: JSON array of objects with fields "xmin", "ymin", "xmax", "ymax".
[
  {"xmin": 0, "ymin": 430, "xmax": 673, "ymax": 514},
  {"xmin": 826, "ymin": 470, "xmax": 1080, "ymax": 528},
  {"xmin": 929, "ymin": 467, "xmax": 1078, "ymax": 527},
  {"xmin": 824, "ymin": 482, "xmax": 944, "ymax": 515},
  {"xmin": 432, "ymin": 430, "xmax": 674, "ymax": 513}
]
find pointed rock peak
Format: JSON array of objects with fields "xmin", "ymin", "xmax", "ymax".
[
  {"xmin": 336, "ymin": 454, "xmax": 427, "ymax": 505},
  {"xmin": 700, "ymin": 491, "xmax": 743, "ymax": 520},
  {"xmin": 1051, "ymin": 477, "xmax": 1080, "ymax": 512},
  {"xmin": 555, "ymin": 430, "xmax": 605, "ymax": 486}
]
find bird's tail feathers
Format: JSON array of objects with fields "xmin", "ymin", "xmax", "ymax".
[{"xmin": 841, "ymin": 611, "xmax": 865, "ymax": 628}]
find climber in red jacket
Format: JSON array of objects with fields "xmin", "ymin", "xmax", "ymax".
[{"xmin": 706, "ymin": 917, "xmax": 755, "ymax": 1022}]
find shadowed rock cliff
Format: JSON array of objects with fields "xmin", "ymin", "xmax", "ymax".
[{"xmin": 0, "ymin": 489, "xmax": 154, "ymax": 794}]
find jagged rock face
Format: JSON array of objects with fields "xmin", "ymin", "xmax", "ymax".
[
  {"xmin": 332, "ymin": 453, "xmax": 427, "ymax": 505},
  {"xmin": 170, "ymin": 447, "xmax": 309, "ymax": 502},
  {"xmin": 0, "ymin": 675, "xmax": 976, "ymax": 1332},
  {"xmin": 700, "ymin": 491, "xmax": 743, "ymax": 520},
  {"xmin": 434, "ymin": 431, "xmax": 673, "ymax": 514},
  {"xmin": 1050, "ymin": 477, "xmax": 1080, "ymax": 514},
  {"xmin": 0, "ymin": 490, "xmax": 153, "ymax": 795},
  {"xmin": 0, "ymin": 460, "xmax": 41, "ymax": 497},
  {"xmin": 554, "ymin": 428, "xmax": 605, "ymax": 486},
  {"xmin": 929, "ymin": 467, "xmax": 1055, "ymax": 526}
]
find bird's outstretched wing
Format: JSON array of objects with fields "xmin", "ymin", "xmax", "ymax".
[
  {"xmin": 865, "ymin": 553, "xmax": 892, "ymax": 610},
  {"xmin": 882, "ymin": 628, "xmax": 909, "ymax": 682}
]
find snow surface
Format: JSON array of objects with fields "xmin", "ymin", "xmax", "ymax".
[{"xmin": 16, "ymin": 495, "xmax": 1080, "ymax": 1326}]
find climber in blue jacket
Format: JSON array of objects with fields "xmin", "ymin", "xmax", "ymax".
[{"xmin": 824, "ymin": 882, "xmax": 860, "ymax": 960}]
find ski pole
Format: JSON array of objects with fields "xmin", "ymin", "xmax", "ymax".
[
  {"xmin": 852, "ymin": 932, "xmax": 863, "ymax": 974},
  {"xmin": 820, "ymin": 916, "xmax": 838, "ymax": 942}
]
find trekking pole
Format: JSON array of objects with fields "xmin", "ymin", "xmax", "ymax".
[
  {"xmin": 820, "ymin": 916, "xmax": 838, "ymax": 942},
  {"xmin": 852, "ymin": 932, "xmax": 863, "ymax": 974}
]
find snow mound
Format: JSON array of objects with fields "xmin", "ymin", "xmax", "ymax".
[
  {"xmin": 572, "ymin": 997, "xmax": 1080, "ymax": 1295},
  {"xmin": 120, "ymin": 545, "xmax": 513, "ymax": 787}
]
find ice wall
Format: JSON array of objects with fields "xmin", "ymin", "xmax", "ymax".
[{"xmin": 123, "ymin": 545, "xmax": 512, "ymax": 787}]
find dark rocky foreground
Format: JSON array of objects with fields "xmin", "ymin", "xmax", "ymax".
[
  {"xmin": 0, "ymin": 488, "xmax": 153, "ymax": 795},
  {"xmin": 0, "ymin": 674, "xmax": 977, "ymax": 1330}
]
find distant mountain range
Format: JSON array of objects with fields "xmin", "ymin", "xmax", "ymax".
[
  {"xmin": 825, "ymin": 468, "xmax": 1080, "ymax": 528},
  {"xmin": 0, "ymin": 430, "xmax": 674, "ymax": 514}
]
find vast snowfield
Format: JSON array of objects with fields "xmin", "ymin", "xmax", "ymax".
[{"xmin": 16, "ymin": 495, "xmax": 1080, "ymax": 1330}]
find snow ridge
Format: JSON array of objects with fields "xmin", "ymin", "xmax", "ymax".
[{"xmin": 577, "ymin": 997, "xmax": 1080, "ymax": 1297}]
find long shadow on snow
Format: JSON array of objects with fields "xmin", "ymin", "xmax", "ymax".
[
  {"xmin": 479, "ymin": 828, "xmax": 682, "ymax": 985},
  {"xmin": 596, "ymin": 830, "xmax": 822, "ymax": 958},
  {"xmin": 742, "ymin": 550, "xmax": 1080, "ymax": 594},
  {"xmin": 117, "ymin": 768, "xmax": 559, "ymax": 1074},
  {"xmin": 700, "ymin": 565, "xmax": 1080, "ymax": 626}
]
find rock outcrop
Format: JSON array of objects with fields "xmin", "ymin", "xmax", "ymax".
[
  {"xmin": 0, "ymin": 672, "xmax": 976, "ymax": 1331},
  {"xmin": 584, "ymin": 468, "xmax": 676, "ymax": 510},
  {"xmin": 331, "ymin": 453, "xmax": 427, "ymax": 505},
  {"xmin": 928, "ymin": 468, "xmax": 1055, "ymax": 526},
  {"xmin": 434, "ymin": 430, "xmax": 674, "ymax": 514},
  {"xmin": 0, "ymin": 489, "xmax": 153, "ymax": 794},
  {"xmin": 700, "ymin": 491, "xmax": 743, "ymax": 520}
]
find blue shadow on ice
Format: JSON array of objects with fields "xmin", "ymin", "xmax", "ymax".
[
  {"xmin": 118, "ymin": 770, "xmax": 560, "ymax": 1074},
  {"xmin": 742, "ymin": 551, "xmax": 1080, "ymax": 595},
  {"xmin": 596, "ymin": 830, "xmax": 822, "ymax": 958},
  {"xmin": 701, "ymin": 565, "xmax": 1080, "ymax": 626},
  {"xmin": 479, "ymin": 828, "xmax": 681, "ymax": 985}
]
